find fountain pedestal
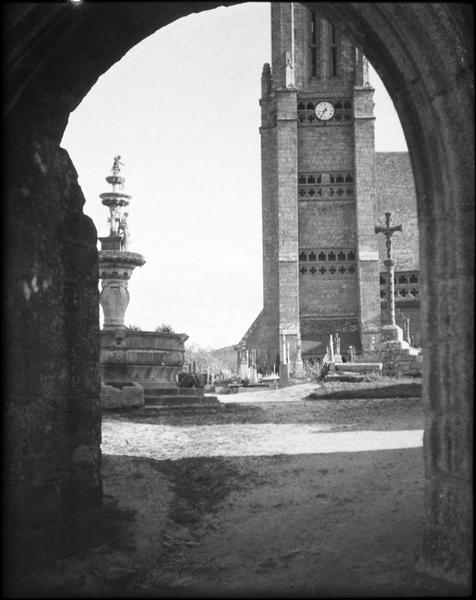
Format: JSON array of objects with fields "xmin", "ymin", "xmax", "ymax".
[{"xmin": 97, "ymin": 157, "xmax": 218, "ymax": 408}]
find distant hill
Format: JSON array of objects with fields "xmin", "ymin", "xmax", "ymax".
[{"xmin": 184, "ymin": 342, "xmax": 237, "ymax": 376}]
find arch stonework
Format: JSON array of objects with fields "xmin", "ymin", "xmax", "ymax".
[{"xmin": 4, "ymin": 1, "xmax": 473, "ymax": 587}]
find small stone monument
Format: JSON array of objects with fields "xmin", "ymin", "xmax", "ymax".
[
  {"xmin": 403, "ymin": 317, "xmax": 412, "ymax": 346},
  {"xmin": 249, "ymin": 348, "xmax": 258, "ymax": 384},
  {"xmin": 375, "ymin": 212, "xmax": 403, "ymax": 342},
  {"xmin": 374, "ymin": 211, "xmax": 422, "ymax": 376},
  {"xmin": 279, "ymin": 334, "xmax": 289, "ymax": 387},
  {"xmin": 237, "ymin": 342, "xmax": 249, "ymax": 380},
  {"xmin": 333, "ymin": 333, "xmax": 343, "ymax": 364},
  {"xmin": 329, "ymin": 334, "xmax": 335, "ymax": 362},
  {"xmin": 294, "ymin": 333, "xmax": 305, "ymax": 378}
]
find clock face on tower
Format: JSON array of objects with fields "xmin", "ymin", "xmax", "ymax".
[{"xmin": 315, "ymin": 101, "xmax": 335, "ymax": 121}]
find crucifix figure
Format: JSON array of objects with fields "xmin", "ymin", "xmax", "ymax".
[
  {"xmin": 375, "ymin": 211, "xmax": 403, "ymax": 326},
  {"xmin": 375, "ymin": 211, "xmax": 403, "ymax": 259}
]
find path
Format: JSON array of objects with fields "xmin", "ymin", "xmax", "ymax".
[{"xmin": 12, "ymin": 382, "xmax": 463, "ymax": 597}]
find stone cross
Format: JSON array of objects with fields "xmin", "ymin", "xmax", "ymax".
[
  {"xmin": 375, "ymin": 211, "xmax": 402, "ymax": 260},
  {"xmin": 375, "ymin": 211, "xmax": 403, "ymax": 326}
]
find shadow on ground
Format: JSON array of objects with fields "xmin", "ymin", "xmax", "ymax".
[
  {"xmin": 105, "ymin": 395, "xmax": 423, "ymax": 430},
  {"xmin": 306, "ymin": 381, "xmax": 422, "ymax": 400},
  {"xmin": 8, "ymin": 449, "xmax": 467, "ymax": 598}
]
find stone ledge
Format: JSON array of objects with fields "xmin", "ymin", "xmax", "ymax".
[
  {"xmin": 144, "ymin": 387, "xmax": 204, "ymax": 397},
  {"xmin": 335, "ymin": 362, "xmax": 382, "ymax": 373},
  {"xmin": 101, "ymin": 382, "xmax": 144, "ymax": 410},
  {"xmin": 145, "ymin": 395, "xmax": 219, "ymax": 408}
]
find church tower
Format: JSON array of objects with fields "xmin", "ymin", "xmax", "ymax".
[{"xmin": 252, "ymin": 2, "xmax": 381, "ymax": 372}]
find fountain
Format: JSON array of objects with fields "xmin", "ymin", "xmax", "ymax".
[{"xmin": 98, "ymin": 157, "xmax": 214, "ymax": 408}]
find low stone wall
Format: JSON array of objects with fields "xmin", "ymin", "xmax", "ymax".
[
  {"xmin": 380, "ymin": 343, "xmax": 423, "ymax": 377},
  {"xmin": 355, "ymin": 346, "xmax": 422, "ymax": 377}
]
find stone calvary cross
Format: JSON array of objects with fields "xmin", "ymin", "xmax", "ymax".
[
  {"xmin": 375, "ymin": 211, "xmax": 402, "ymax": 326},
  {"xmin": 375, "ymin": 211, "xmax": 403, "ymax": 260}
]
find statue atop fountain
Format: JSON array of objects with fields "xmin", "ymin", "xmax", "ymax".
[{"xmin": 98, "ymin": 157, "xmax": 145, "ymax": 330}]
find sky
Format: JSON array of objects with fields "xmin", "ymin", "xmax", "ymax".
[{"xmin": 61, "ymin": 2, "xmax": 407, "ymax": 350}]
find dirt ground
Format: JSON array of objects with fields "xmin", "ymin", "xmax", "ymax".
[{"xmin": 11, "ymin": 379, "xmax": 466, "ymax": 597}]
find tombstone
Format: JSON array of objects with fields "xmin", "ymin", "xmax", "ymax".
[
  {"xmin": 279, "ymin": 363, "xmax": 289, "ymax": 388},
  {"xmin": 333, "ymin": 333, "xmax": 343, "ymax": 363},
  {"xmin": 329, "ymin": 334, "xmax": 335, "ymax": 362},
  {"xmin": 335, "ymin": 333, "xmax": 341, "ymax": 355},
  {"xmin": 404, "ymin": 317, "xmax": 412, "ymax": 346},
  {"xmin": 294, "ymin": 334, "xmax": 305, "ymax": 378}
]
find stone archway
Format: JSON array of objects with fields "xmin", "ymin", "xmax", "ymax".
[{"xmin": 5, "ymin": 1, "xmax": 473, "ymax": 587}]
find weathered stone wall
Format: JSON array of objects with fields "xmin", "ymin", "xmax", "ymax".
[
  {"xmin": 298, "ymin": 127, "xmax": 354, "ymax": 171},
  {"xmin": 301, "ymin": 316, "xmax": 360, "ymax": 353},
  {"xmin": 298, "ymin": 199, "xmax": 357, "ymax": 321},
  {"xmin": 5, "ymin": 134, "xmax": 103, "ymax": 576},
  {"xmin": 300, "ymin": 274, "xmax": 358, "ymax": 316},
  {"xmin": 299, "ymin": 201, "xmax": 356, "ymax": 247}
]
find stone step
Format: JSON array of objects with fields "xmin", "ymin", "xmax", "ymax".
[
  {"xmin": 237, "ymin": 385, "xmax": 273, "ymax": 393},
  {"xmin": 335, "ymin": 362, "xmax": 382, "ymax": 373},
  {"xmin": 145, "ymin": 395, "xmax": 219, "ymax": 408},
  {"xmin": 144, "ymin": 387, "xmax": 204, "ymax": 398}
]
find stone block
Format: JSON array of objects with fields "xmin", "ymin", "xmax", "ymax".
[
  {"xmin": 335, "ymin": 362, "xmax": 382, "ymax": 373},
  {"xmin": 380, "ymin": 324, "xmax": 404, "ymax": 342},
  {"xmin": 279, "ymin": 364, "xmax": 289, "ymax": 387},
  {"xmin": 146, "ymin": 395, "xmax": 219, "ymax": 408},
  {"xmin": 100, "ymin": 382, "xmax": 143, "ymax": 410}
]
